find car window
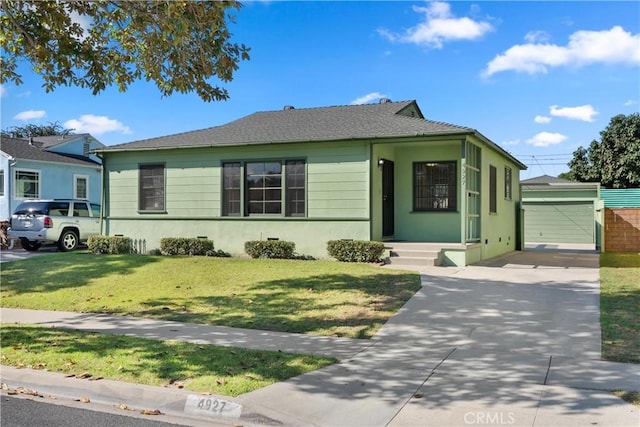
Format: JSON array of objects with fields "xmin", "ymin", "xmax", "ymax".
[
  {"xmin": 73, "ymin": 202, "xmax": 90, "ymax": 217},
  {"xmin": 14, "ymin": 202, "xmax": 48, "ymax": 215},
  {"xmin": 13, "ymin": 201, "xmax": 70, "ymax": 216},
  {"xmin": 90, "ymin": 203, "xmax": 101, "ymax": 218},
  {"xmin": 48, "ymin": 202, "xmax": 70, "ymax": 216}
]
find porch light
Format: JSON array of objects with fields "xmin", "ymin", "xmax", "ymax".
[{"xmin": 378, "ymin": 158, "xmax": 385, "ymax": 168}]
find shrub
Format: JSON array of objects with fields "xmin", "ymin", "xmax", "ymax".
[
  {"xmin": 160, "ymin": 237, "xmax": 215, "ymax": 256},
  {"xmin": 87, "ymin": 235, "xmax": 133, "ymax": 255},
  {"xmin": 327, "ymin": 240, "xmax": 386, "ymax": 263},
  {"xmin": 244, "ymin": 240, "xmax": 295, "ymax": 259}
]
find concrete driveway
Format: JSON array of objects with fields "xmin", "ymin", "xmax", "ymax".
[
  {"xmin": 242, "ymin": 249, "xmax": 638, "ymax": 426},
  {"xmin": 0, "ymin": 246, "xmax": 59, "ymax": 263}
]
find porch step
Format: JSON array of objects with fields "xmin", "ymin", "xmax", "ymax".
[{"xmin": 385, "ymin": 242, "xmax": 444, "ymax": 267}]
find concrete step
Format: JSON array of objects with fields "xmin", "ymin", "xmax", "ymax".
[
  {"xmin": 390, "ymin": 250, "xmax": 440, "ymax": 258},
  {"xmin": 386, "ymin": 256, "xmax": 439, "ymax": 267}
]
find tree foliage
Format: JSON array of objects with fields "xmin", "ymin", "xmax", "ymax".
[
  {"xmin": 567, "ymin": 113, "xmax": 640, "ymax": 188},
  {"xmin": 1, "ymin": 121, "xmax": 74, "ymax": 138},
  {"xmin": 0, "ymin": 1, "xmax": 250, "ymax": 102}
]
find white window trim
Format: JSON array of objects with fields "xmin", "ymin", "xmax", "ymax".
[
  {"xmin": 74, "ymin": 174, "xmax": 89, "ymax": 199},
  {"xmin": 14, "ymin": 168, "xmax": 41, "ymax": 199}
]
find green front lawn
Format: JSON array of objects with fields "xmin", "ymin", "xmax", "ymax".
[
  {"xmin": 0, "ymin": 325, "xmax": 334, "ymax": 397},
  {"xmin": 600, "ymin": 252, "xmax": 640, "ymax": 364},
  {"xmin": 0, "ymin": 253, "xmax": 421, "ymax": 339}
]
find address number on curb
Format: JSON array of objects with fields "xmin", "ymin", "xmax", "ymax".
[{"xmin": 184, "ymin": 395, "xmax": 242, "ymax": 419}]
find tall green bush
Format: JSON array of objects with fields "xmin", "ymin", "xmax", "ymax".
[
  {"xmin": 327, "ymin": 240, "xmax": 385, "ymax": 263},
  {"xmin": 87, "ymin": 235, "xmax": 133, "ymax": 254},
  {"xmin": 160, "ymin": 238, "xmax": 215, "ymax": 256},
  {"xmin": 244, "ymin": 240, "xmax": 295, "ymax": 259}
]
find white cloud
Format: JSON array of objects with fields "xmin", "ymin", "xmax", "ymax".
[
  {"xmin": 524, "ymin": 30, "xmax": 550, "ymax": 44},
  {"xmin": 534, "ymin": 115, "xmax": 552, "ymax": 124},
  {"xmin": 0, "ymin": 84, "xmax": 6, "ymax": 98},
  {"xmin": 483, "ymin": 26, "xmax": 640, "ymax": 77},
  {"xmin": 351, "ymin": 92, "xmax": 389, "ymax": 105},
  {"xmin": 624, "ymin": 99, "xmax": 637, "ymax": 106},
  {"xmin": 549, "ymin": 104, "xmax": 598, "ymax": 122},
  {"xmin": 526, "ymin": 132, "xmax": 568, "ymax": 147},
  {"xmin": 378, "ymin": 1, "xmax": 493, "ymax": 48},
  {"xmin": 13, "ymin": 110, "xmax": 46, "ymax": 121},
  {"xmin": 64, "ymin": 114, "xmax": 131, "ymax": 135}
]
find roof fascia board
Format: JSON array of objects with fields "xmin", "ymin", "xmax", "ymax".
[{"xmin": 13, "ymin": 158, "xmax": 101, "ymax": 169}]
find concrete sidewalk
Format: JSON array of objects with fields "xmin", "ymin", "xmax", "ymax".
[{"xmin": 2, "ymin": 250, "xmax": 639, "ymax": 426}]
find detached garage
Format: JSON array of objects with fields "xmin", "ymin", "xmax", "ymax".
[{"xmin": 521, "ymin": 175, "xmax": 602, "ymax": 248}]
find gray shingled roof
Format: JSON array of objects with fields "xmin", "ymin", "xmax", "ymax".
[
  {"xmin": 32, "ymin": 134, "xmax": 91, "ymax": 149},
  {"xmin": 99, "ymin": 100, "xmax": 473, "ymax": 151},
  {"xmin": 0, "ymin": 136, "xmax": 100, "ymax": 166},
  {"xmin": 96, "ymin": 100, "xmax": 526, "ymax": 169}
]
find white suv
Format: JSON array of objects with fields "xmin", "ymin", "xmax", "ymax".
[{"xmin": 8, "ymin": 199, "xmax": 101, "ymax": 252}]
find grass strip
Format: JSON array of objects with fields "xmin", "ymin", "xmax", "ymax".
[
  {"xmin": 0, "ymin": 325, "xmax": 335, "ymax": 397},
  {"xmin": 599, "ymin": 252, "xmax": 640, "ymax": 364},
  {"xmin": 0, "ymin": 254, "xmax": 420, "ymax": 339}
]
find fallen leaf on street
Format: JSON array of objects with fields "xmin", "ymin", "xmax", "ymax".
[{"xmin": 140, "ymin": 409, "xmax": 162, "ymax": 415}]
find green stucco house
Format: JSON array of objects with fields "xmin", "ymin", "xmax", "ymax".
[{"xmin": 95, "ymin": 100, "xmax": 526, "ymax": 266}]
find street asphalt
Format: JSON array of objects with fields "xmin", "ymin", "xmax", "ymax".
[{"xmin": 1, "ymin": 247, "xmax": 639, "ymax": 426}]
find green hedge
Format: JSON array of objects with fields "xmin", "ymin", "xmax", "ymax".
[
  {"xmin": 245, "ymin": 240, "xmax": 295, "ymax": 259},
  {"xmin": 160, "ymin": 238, "xmax": 215, "ymax": 256},
  {"xmin": 87, "ymin": 235, "xmax": 133, "ymax": 255},
  {"xmin": 327, "ymin": 240, "xmax": 386, "ymax": 263}
]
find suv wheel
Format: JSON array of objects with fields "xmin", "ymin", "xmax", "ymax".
[
  {"xmin": 58, "ymin": 230, "xmax": 79, "ymax": 252},
  {"xmin": 20, "ymin": 238, "xmax": 41, "ymax": 252}
]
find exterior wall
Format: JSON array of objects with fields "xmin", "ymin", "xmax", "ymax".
[
  {"xmin": 3, "ymin": 159, "xmax": 101, "ymax": 218},
  {"xmin": 0, "ymin": 154, "xmax": 9, "ymax": 220},
  {"xmin": 107, "ymin": 218, "xmax": 370, "ymax": 257},
  {"xmin": 103, "ymin": 141, "xmax": 371, "ymax": 257},
  {"xmin": 478, "ymin": 140, "xmax": 521, "ymax": 260},
  {"xmin": 393, "ymin": 142, "xmax": 462, "ymax": 242},
  {"xmin": 604, "ymin": 208, "xmax": 640, "ymax": 252}
]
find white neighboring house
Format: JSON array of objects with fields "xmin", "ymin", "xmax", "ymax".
[{"xmin": 0, "ymin": 134, "xmax": 103, "ymax": 221}]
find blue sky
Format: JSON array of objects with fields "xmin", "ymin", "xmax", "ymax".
[{"xmin": 1, "ymin": 1, "xmax": 639, "ymax": 179}]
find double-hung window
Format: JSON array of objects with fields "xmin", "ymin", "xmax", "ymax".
[
  {"xmin": 139, "ymin": 164, "xmax": 165, "ymax": 211},
  {"xmin": 504, "ymin": 166, "xmax": 512, "ymax": 200},
  {"xmin": 74, "ymin": 175, "xmax": 88, "ymax": 199},
  {"xmin": 222, "ymin": 160, "xmax": 306, "ymax": 217},
  {"xmin": 489, "ymin": 165, "xmax": 497, "ymax": 214},
  {"xmin": 413, "ymin": 161, "xmax": 457, "ymax": 211},
  {"xmin": 15, "ymin": 169, "xmax": 40, "ymax": 199}
]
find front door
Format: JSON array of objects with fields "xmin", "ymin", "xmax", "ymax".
[{"xmin": 382, "ymin": 160, "xmax": 394, "ymax": 237}]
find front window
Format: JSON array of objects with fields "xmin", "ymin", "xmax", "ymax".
[
  {"xmin": 413, "ymin": 162, "xmax": 457, "ymax": 211},
  {"xmin": 15, "ymin": 170, "xmax": 40, "ymax": 199},
  {"xmin": 247, "ymin": 162, "xmax": 282, "ymax": 215},
  {"xmin": 285, "ymin": 160, "xmax": 305, "ymax": 217},
  {"xmin": 0, "ymin": 170, "xmax": 4, "ymax": 197},
  {"xmin": 222, "ymin": 160, "xmax": 306, "ymax": 217},
  {"xmin": 74, "ymin": 175, "xmax": 88, "ymax": 199},
  {"xmin": 222, "ymin": 162, "xmax": 241, "ymax": 216},
  {"xmin": 139, "ymin": 164, "xmax": 165, "ymax": 211}
]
